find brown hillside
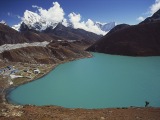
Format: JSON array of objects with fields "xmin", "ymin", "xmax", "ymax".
[{"xmin": 87, "ymin": 21, "xmax": 160, "ymax": 56}]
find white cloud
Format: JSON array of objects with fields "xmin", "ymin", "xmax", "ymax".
[
  {"xmin": 150, "ymin": 0, "xmax": 160, "ymax": 14},
  {"xmin": 32, "ymin": 2, "xmax": 64, "ymax": 23},
  {"xmin": 23, "ymin": 10, "xmax": 40, "ymax": 25},
  {"xmin": 62, "ymin": 18, "xmax": 68, "ymax": 27},
  {"xmin": 17, "ymin": 15, "xmax": 22, "ymax": 19},
  {"xmin": 137, "ymin": 16, "xmax": 145, "ymax": 21},
  {"xmin": 7, "ymin": 12, "xmax": 21, "ymax": 19},
  {"xmin": 32, "ymin": 5, "xmax": 41, "ymax": 9},
  {"xmin": 68, "ymin": 12, "xmax": 106, "ymax": 35},
  {"xmin": 7, "ymin": 12, "xmax": 11, "ymax": 16},
  {"xmin": 136, "ymin": 0, "xmax": 160, "ymax": 22}
]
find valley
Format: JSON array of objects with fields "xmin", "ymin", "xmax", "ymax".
[
  {"xmin": 0, "ymin": 41, "xmax": 92, "ymax": 119},
  {"xmin": 0, "ymin": 2, "xmax": 160, "ymax": 119}
]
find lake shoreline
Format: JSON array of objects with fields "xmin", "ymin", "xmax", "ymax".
[
  {"xmin": 1, "ymin": 52, "xmax": 160, "ymax": 119},
  {"xmin": 4, "ymin": 53, "xmax": 93, "ymax": 105}
]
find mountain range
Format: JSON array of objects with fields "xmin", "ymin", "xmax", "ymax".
[
  {"xmin": 0, "ymin": 22, "xmax": 96, "ymax": 63},
  {"xmin": 1, "ymin": 9, "xmax": 160, "ymax": 64},
  {"xmin": 0, "ymin": 10, "xmax": 110, "ymax": 63},
  {"xmin": 12, "ymin": 10, "xmax": 115, "ymax": 35},
  {"xmin": 0, "ymin": 7, "xmax": 115, "ymax": 64},
  {"xmin": 0, "ymin": 21, "xmax": 102, "ymax": 46},
  {"xmin": 87, "ymin": 9, "xmax": 160, "ymax": 56}
]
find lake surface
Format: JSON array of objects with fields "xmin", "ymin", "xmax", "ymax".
[{"xmin": 8, "ymin": 53, "xmax": 160, "ymax": 108}]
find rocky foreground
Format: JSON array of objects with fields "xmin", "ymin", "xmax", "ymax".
[{"xmin": 1, "ymin": 105, "xmax": 160, "ymax": 120}]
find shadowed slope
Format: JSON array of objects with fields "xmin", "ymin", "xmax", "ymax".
[{"xmin": 87, "ymin": 21, "xmax": 160, "ymax": 56}]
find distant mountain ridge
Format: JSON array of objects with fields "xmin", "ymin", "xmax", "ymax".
[
  {"xmin": 44, "ymin": 23, "xmax": 101, "ymax": 42},
  {"xmin": 95, "ymin": 22, "xmax": 115, "ymax": 32}
]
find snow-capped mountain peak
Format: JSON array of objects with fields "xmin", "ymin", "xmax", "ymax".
[
  {"xmin": 12, "ymin": 10, "xmax": 115, "ymax": 35},
  {"xmin": 12, "ymin": 10, "xmax": 58, "ymax": 31},
  {"xmin": 95, "ymin": 22, "xmax": 115, "ymax": 32},
  {"xmin": 23, "ymin": 10, "xmax": 40, "ymax": 25},
  {"xmin": 12, "ymin": 23, "xmax": 21, "ymax": 31},
  {"xmin": 0, "ymin": 20, "xmax": 7, "ymax": 25}
]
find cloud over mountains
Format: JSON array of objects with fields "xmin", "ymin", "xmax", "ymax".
[
  {"xmin": 32, "ymin": 2, "xmax": 64, "ymax": 24},
  {"xmin": 68, "ymin": 13, "xmax": 106, "ymax": 35},
  {"xmin": 150, "ymin": 0, "xmax": 160, "ymax": 15},
  {"xmin": 13, "ymin": 2, "xmax": 112, "ymax": 35}
]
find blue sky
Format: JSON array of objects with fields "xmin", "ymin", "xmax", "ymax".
[{"xmin": 0, "ymin": 0, "xmax": 159, "ymax": 26}]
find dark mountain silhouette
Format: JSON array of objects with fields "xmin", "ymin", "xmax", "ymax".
[
  {"xmin": 87, "ymin": 20, "xmax": 160, "ymax": 56},
  {"xmin": 107, "ymin": 24, "xmax": 130, "ymax": 35},
  {"xmin": 140, "ymin": 9, "xmax": 160, "ymax": 24},
  {"xmin": 43, "ymin": 23, "xmax": 102, "ymax": 43}
]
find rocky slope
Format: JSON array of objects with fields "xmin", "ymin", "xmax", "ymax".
[
  {"xmin": 87, "ymin": 9, "xmax": 160, "ymax": 56},
  {"xmin": 21, "ymin": 31, "xmax": 62, "ymax": 43},
  {"xmin": 12, "ymin": 22, "xmax": 102, "ymax": 44},
  {"xmin": 0, "ymin": 24, "xmax": 29, "ymax": 45},
  {"xmin": 44, "ymin": 23, "xmax": 101, "ymax": 43},
  {"xmin": 0, "ymin": 40, "xmax": 90, "ymax": 64},
  {"xmin": 0, "ymin": 18, "xmax": 98, "ymax": 63},
  {"xmin": 0, "ymin": 23, "xmax": 59, "ymax": 45}
]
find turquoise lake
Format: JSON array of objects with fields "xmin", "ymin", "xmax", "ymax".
[{"xmin": 8, "ymin": 53, "xmax": 160, "ymax": 108}]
